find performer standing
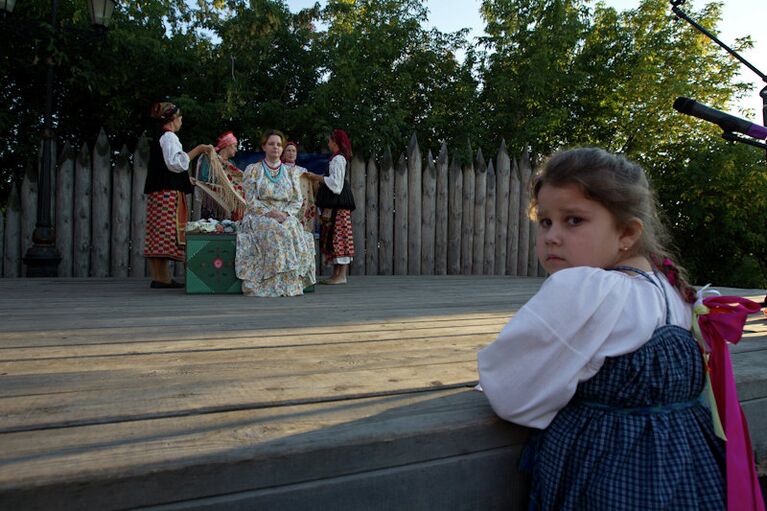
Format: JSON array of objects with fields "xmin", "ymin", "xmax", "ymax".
[
  {"xmin": 143, "ymin": 102, "xmax": 213, "ymax": 288},
  {"xmin": 305, "ymin": 129, "xmax": 355, "ymax": 285}
]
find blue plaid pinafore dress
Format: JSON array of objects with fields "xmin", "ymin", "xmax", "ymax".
[{"xmin": 525, "ymin": 268, "xmax": 726, "ymax": 510}]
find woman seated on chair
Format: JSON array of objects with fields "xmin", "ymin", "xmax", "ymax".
[{"xmin": 235, "ymin": 129, "xmax": 316, "ymax": 297}]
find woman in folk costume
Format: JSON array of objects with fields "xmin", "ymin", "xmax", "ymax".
[
  {"xmin": 305, "ymin": 129, "xmax": 355, "ymax": 285},
  {"xmin": 194, "ymin": 131, "xmax": 245, "ymax": 221},
  {"xmin": 281, "ymin": 141, "xmax": 318, "ymax": 239},
  {"xmin": 235, "ymin": 129, "xmax": 315, "ymax": 297},
  {"xmin": 143, "ymin": 102, "xmax": 213, "ymax": 289}
]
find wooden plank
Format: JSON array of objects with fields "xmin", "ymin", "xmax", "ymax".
[
  {"xmin": 55, "ymin": 143, "xmax": 75, "ymax": 277},
  {"xmin": 420, "ymin": 150, "xmax": 436, "ymax": 275},
  {"xmin": 472, "ymin": 150, "xmax": 487, "ymax": 275},
  {"xmin": 378, "ymin": 149, "xmax": 394, "ymax": 275},
  {"xmin": 20, "ymin": 160, "xmax": 38, "ymax": 261},
  {"xmin": 495, "ymin": 141, "xmax": 511, "ymax": 275},
  {"xmin": 394, "ymin": 153, "xmax": 408, "ymax": 275},
  {"xmin": 350, "ymin": 155, "xmax": 366, "ymax": 275},
  {"xmin": 73, "ymin": 143, "xmax": 92, "ymax": 277},
  {"xmin": 516, "ymin": 151, "xmax": 531, "ymax": 277},
  {"xmin": 91, "ymin": 128, "xmax": 111, "ymax": 278},
  {"xmin": 506, "ymin": 156, "xmax": 521, "ymax": 276},
  {"xmin": 447, "ymin": 155, "xmax": 463, "ymax": 275},
  {"xmin": 461, "ymin": 154, "xmax": 475, "ymax": 275},
  {"xmin": 111, "ymin": 146, "xmax": 131, "ymax": 278},
  {"xmin": 365, "ymin": 157, "xmax": 379, "ymax": 276},
  {"xmin": 0, "ymin": 388, "xmax": 529, "ymax": 510},
  {"xmin": 130, "ymin": 136, "xmax": 149, "ymax": 278},
  {"xmin": 407, "ymin": 134, "xmax": 422, "ymax": 275},
  {"xmin": 483, "ymin": 161, "xmax": 496, "ymax": 275},
  {"xmin": 3, "ymin": 183, "xmax": 21, "ymax": 277},
  {"xmin": 434, "ymin": 143, "xmax": 449, "ymax": 275}
]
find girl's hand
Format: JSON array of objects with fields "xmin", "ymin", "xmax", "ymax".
[{"xmin": 305, "ymin": 173, "xmax": 324, "ymax": 183}]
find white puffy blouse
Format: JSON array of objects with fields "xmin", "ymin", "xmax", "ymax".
[
  {"xmin": 323, "ymin": 154, "xmax": 346, "ymax": 194},
  {"xmin": 477, "ymin": 266, "xmax": 692, "ymax": 429},
  {"xmin": 159, "ymin": 131, "xmax": 190, "ymax": 173}
]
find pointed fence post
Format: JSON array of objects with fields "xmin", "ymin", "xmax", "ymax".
[
  {"xmin": 461, "ymin": 146, "xmax": 475, "ymax": 275},
  {"xmin": 472, "ymin": 149, "xmax": 487, "ymax": 275},
  {"xmin": 421, "ymin": 150, "xmax": 436, "ymax": 275},
  {"xmin": 394, "ymin": 153, "xmax": 409, "ymax": 275},
  {"xmin": 4, "ymin": 183, "xmax": 21, "ymax": 277},
  {"xmin": 495, "ymin": 141, "xmax": 511, "ymax": 275},
  {"xmin": 447, "ymin": 153, "xmax": 463, "ymax": 275},
  {"xmin": 56, "ymin": 143, "xmax": 75, "ymax": 277},
  {"xmin": 378, "ymin": 148, "xmax": 394, "ymax": 275},
  {"xmin": 483, "ymin": 161, "xmax": 497, "ymax": 275},
  {"xmin": 73, "ymin": 143, "xmax": 92, "ymax": 277},
  {"xmin": 21, "ymin": 161, "xmax": 38, "ymax": 260},
  {"xmin": 92, "ymin": 128, "xmax": 111, "ymax": 277},
  {"xmin": 365, "ymin": 156, "xmax": 379, "ymax": 275},
  {"xmin": 111, "ymin": 145, "xmax": 131, "ymax": 278},
  {"xmin": 507, "ymin": 156, "xmax": 521, "ymax": 276},
  {"xmin": 407, "ymin": 134, "xmax": 422, "ymax": 275},
  {"xmin": 350, "ymin": 154, "xmax": 366, "ymax": 275},
  {"xmin": 130, "ymin": 136, "xmax": 148, "ymax": 278},
  {"xmin": 516, "ymin": 149, "xmax": 532, "ymax": 276},
  {"xmin": 435, "ymin": 143, "xmax": 449, "ymax": 275}
]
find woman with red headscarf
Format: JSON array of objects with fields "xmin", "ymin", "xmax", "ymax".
[
  {"xmin": 305, "ymin": 129, "xmax": 355, "ymax": 284},
  {"xmin": 194, "ymin": 130, "xmax": 245, "ymax": 221}
]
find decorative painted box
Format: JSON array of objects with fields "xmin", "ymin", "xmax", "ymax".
[{"xmin": 185, "ymin": 233, "xmax": 242, "ymax": 294}]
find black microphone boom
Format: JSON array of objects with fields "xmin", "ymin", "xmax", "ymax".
[{"xmin": 673, "ymin": 97, "xmax": 767, "ymax": 140}]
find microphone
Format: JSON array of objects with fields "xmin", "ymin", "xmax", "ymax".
[{"xmin": 673, "ymin": 97, "xmax": 767, "ymax": 139}]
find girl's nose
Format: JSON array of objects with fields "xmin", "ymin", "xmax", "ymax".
[{"xmin": 544, "ymin": 224, "xmax": 561, "ymax": 244}]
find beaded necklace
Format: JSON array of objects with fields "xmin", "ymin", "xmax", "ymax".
[{"xmin": 262, "ymin": 159, "xmax": 283, "ymax": 183}]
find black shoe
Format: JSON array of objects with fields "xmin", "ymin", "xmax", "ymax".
[{"xmin": 150, "ymin": 280, "xmax": 185, "ymax": 289}]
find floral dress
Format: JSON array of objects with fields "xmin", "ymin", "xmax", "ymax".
[{"xmin": 235, "ymin": 162, "xmax": 316, "ymax": 296}]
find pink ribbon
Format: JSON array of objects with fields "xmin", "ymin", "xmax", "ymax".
[{"xmin": 698, "ymin": 295, "xmax": 764, "ymax": 511}]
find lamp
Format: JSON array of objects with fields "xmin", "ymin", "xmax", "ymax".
[{"xmin": 87, "ymin": 0, "xmax": 114, "ymax": 28}]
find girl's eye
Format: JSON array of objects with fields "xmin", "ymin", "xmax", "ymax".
[
  {"xmin": 538, "ymin": 218, "xmax": 551, "ymax": 228},
  {"xmin": 567, "ymin": 216, "xmax": 583, "ymax": 226}
]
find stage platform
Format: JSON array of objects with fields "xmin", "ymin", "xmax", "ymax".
[{"xmin": 1, "ymin": 276, "xmax": 766, "ymax": 510}]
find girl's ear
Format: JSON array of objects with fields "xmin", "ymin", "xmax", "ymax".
[{"xmin": 619, "ymin": 218, "xmax": 644, "ymax": 252}]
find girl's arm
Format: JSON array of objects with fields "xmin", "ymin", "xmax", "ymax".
[
  {"xmin": 477, "ymin": 267, "xmax": 630, "ymax": 429},
  {"xmin": 160, "ymin": 132, "xmax": 213, "ymax": 173}
]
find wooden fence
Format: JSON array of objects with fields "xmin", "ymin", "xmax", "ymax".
[{"xmin": 1, "ymin": 130, "xmax": 546, "ymax": 279}]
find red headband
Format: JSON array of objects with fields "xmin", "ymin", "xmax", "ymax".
[{"xmin": 215, "ymin": 131, "xmax": 238, "ymax": 152}]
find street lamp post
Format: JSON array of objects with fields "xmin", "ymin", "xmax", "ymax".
[{"xmin": 2, "ymin": 0, "xmax": 115, "ymax": 276}]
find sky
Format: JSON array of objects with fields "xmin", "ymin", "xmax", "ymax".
[{"xmin": 285, "ymin": 0, "xmax": 767, "ymax": 124}]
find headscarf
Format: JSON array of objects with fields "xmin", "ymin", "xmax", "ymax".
[
  {"xmin": 331, "ymin": 129, "xmax": 352, "ymax": 160},
  {"xmin": 150, "ymin": 102, "xmax": 179, "ymax": 124},
  {"xmin": 215, "ymin": 131, "xmax": 238, "ymax": 152}
]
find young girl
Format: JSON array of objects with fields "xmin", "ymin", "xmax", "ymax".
[{"xmin": 478, "ymin": 147, "xmax": 725, "ymax": 509}]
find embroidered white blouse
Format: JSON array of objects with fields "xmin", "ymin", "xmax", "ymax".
[
  {"xmin": 160, "ymin": 131, "xmax": 190, "ymax": 173},
  {"xmin": 477, "ymin": 266, "xmax": 692, "ymax": 429},
  {"xmin": 323, "ymin": 154, "xmax": 346, "ymax": 193}
]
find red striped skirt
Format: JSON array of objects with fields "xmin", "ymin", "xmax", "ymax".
[
  {"xmin": 320, "ymin": 208, "xmax": 355, "ymax": 263},
  {"xmin": 144, "ymin": 190, "xmax": 188, "ymax": 261}
]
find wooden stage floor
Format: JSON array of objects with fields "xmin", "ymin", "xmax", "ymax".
[{"xmin": 1, "ymin": 276, "xmax": 766, "ymax": 510}]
